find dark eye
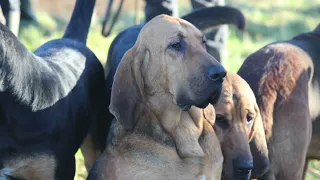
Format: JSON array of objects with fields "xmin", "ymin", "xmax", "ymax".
[
  {"xmin": 246, "ymin": 114, "xmax": 254, "ymax": 126},
  {"xmin": 170, "ymin": 42, "xmax": 182, "ymax": 50},
  {"xmin": 202, "ymin": 36, "xmax": 207, "ymax": 44},
  {"xmin": 215, "ymin": 114, "xmax": 229, "ymax": 129}
]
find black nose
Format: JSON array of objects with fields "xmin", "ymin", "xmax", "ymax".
[
  {"xmin": 207, "ymin": 65, "xmax": 226, "ymax": 83},
  {"xmin": 233, "ymin": 158, "xmax": 253, "ymax": 180}
]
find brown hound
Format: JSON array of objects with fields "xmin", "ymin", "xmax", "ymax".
[
  {"xmin": 238, "ymin": 24, "xmax": 320, "ymax": 179},
  {"xmin": 87, "ymin": 14, "xmax": 227, "ymax": 180},
  {"xmin": 213, "ymin": 72, "xmax": 268, "ymax": 180}
]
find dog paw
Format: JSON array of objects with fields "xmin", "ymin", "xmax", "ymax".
[{"xmin": 0, "ymin": 168, "xmax": 12, "ymax": 180}]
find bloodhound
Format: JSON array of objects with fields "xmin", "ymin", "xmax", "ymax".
[
  {"xmin": 102, "ymin": 5, "xmax": 246, "ymax": 151},
  {"xmin": 212, "ymin": 72, "xmax": 269, "ymax": 180},
  {"xmin": 87, "ymin": 14, "xmax": 227, "ymax": 180},
  {"xmin": 238, "ymin": 24, "xmax": 320, "ymax": 179},
  {"xmin": 0, "ymin": 0, "xmax": 108, "ymax": 179}
]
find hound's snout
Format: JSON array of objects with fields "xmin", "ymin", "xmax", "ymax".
[
  {"xmin": 233, "ymin": 158, "xmax": 253, "ymax": 180},
  {"xmin": 207, "ymin": 65, "xmax": 226, "ymax": 83}
]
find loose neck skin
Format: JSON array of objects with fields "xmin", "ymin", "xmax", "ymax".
[
  {"xmin": 63, "ymin": 0, "xmax": 96, "ymax": 44},
  {"xmin": 144, "ymin": 93, "xmax": 183, "ymax": 134},
  {"xmin": 127, "ymin": 98, "xmax": 183, "ymax": 149}
]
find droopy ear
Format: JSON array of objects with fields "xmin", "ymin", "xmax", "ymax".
[
  {"xmin": 248, "ymin": 104, "xmax": 259, "ymax": 141},
  {"xmin": 250, "ymin": 103, "xmax": 269, "ymax": 178},
  {"xmin": 109, "ymin": 46, "xmax": 145, "ymax": 132},
  {"xmin": 203, "ymin": 105, "xmax": 216, "ymax": 126}
]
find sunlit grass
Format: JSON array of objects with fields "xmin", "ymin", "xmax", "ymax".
[
  {"xmin": 75, "ymin": 150, "xmax": 87, "ymax": 180},
  {"xmin": 17, "ymin": 0, "xmax": 320, "ymax": 179}
]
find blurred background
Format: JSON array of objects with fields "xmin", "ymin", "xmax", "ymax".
[{"xmin": 9, "ymin": 0, "xmax": 320, "ymax": 179}]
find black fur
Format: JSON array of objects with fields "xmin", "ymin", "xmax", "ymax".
[
  {"xmin": 182, "ymin": 6, "xmax": 245, "ymax": 32},
  {"xmin": 0, "ymin": 0, "xmax": 109, "ymax": 179}
]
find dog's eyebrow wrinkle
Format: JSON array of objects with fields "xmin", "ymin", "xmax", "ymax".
[
  {"xmin": 178, "ymin": 33, "xmax": 185, "ymax": 38},
  {"xmin": 232, "ymin": 93, "xmax": 238, "ymax": 104},
  {"xmin": 168, "ymin": 32, "xmax": 185, "ymax": 40}
]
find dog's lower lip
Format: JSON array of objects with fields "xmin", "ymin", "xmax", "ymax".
[{"xmin": 210, "ymin": 87, "xmax": 222, "ymax": 105}]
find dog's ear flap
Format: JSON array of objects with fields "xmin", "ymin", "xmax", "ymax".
[
  {"xmin": 109, "ymin": 46, "xmax": 144, "ymax": 132},
  {"xmin": 248, "ymin": 104, "xmax": 259, "ymax": 141},
  {"xmin": 203, "ymin": 105, "xmax": 216, "ymax": 126},
  {"xmin": 249, "ymin": 103, "xmax": 269, "ymax": 178}
]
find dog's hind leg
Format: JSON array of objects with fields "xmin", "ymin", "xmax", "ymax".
[
  {"xmin": 302, "ymin": 158, "xmax": 309, "ymax": 180},
  {"xmin": 81, "ymin": 134, "xmax": 102, "ymax": 171},
  {"xmin": 81, "ymin": 65, "xmax": 112, "ymax": 171}
]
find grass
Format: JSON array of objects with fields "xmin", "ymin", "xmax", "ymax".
[{"xmin": 16, "ymin": 0, "xmax": 320, "ymax": 179}]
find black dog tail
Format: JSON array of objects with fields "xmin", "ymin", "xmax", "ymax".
[
  {"xmin": 63, "ymin": 0, "xmax": 96, "ymax": 44},
  {"xmin": 182, "ymin": 6, "xmax": 246, "ymax": 32},
  {"xmin": 101, "ymin": 0, "xmax": 125, "ymax": 37}
]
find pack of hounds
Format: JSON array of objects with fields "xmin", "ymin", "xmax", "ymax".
[{"xmin": 0, "ymin": 0, "xmax": 319, "ymax": 180}]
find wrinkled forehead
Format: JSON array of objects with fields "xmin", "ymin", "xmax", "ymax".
[
  {"xmin": 234, "ymin": 80, "xmax": 256, "ymax": 107},
  {"xmin": 139, "ymin": 15, "xmax": 203, "ymax": 41},
  {"xmin": 223, "ymin": 73, "xmax": 256, "ymax": 106}
]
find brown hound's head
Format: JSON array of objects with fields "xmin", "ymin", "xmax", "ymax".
[
  {"xmin": 212, "ymin": 72, "xmax": 268, "ymax": 180},
  {"xmin": 109, "ymin": 14, "xmax": 226, "ymax": 131}
]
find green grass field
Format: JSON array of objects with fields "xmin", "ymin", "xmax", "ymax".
[{"xmin": 16, "ymin": 0, "xmax": 320, "ymax": 179}]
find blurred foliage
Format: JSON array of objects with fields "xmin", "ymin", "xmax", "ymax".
[{"xmin": 17, "ymin": 0, "xmax": 320, "ymax": 179}]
